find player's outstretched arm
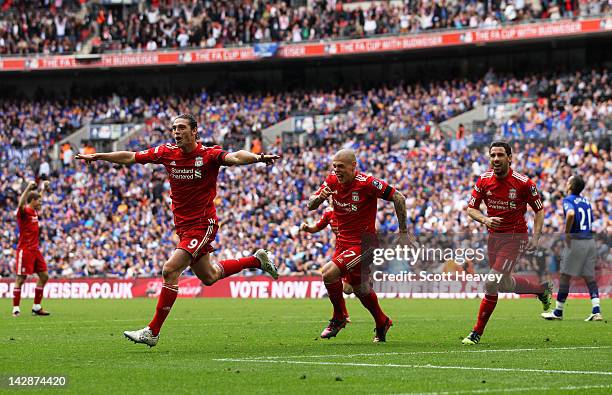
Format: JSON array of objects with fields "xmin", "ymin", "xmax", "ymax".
[
  {"xmin": 75, "ymin": 151, "xmax": 136, "ymax": 165},
  {"xmin": 222, "ymin": 150, "xmax": 280, "ymax": 166},
  {"xmin": 18, "ymin": 181, "xmax": 37, "ymax": 208}
]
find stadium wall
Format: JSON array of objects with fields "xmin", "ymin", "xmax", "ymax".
[{"xmin": 0, "ymin": 276, "xmax": 609, "ymax": 299}]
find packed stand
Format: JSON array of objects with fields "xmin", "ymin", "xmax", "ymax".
[
  {"xmin": 2, "ymin": 1, "xmax": 610, "ymax": 55},
  {"xmin": 0, "ymin": 0, "xmax": 90, "ymax": 55},
  {"xmin": 482, "ymin": 69, "xmax": 611, "ymax": 144},
  {"xmin": 95, "ymin": 0, "xmax": 612, "ymax": 52}
]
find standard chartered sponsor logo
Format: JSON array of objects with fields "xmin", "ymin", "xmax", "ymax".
[{"xmin": 170, "ymin": 168, "xmax": 202, "ymax": 179}]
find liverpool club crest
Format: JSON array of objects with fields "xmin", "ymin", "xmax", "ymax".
[{"xmin": 508, "ymin": 188, "xmax": 516, "ymax": 200}]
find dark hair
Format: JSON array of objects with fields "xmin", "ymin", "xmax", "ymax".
[
  {"xmin": 569, "ymin": 175, "xmax": 585, "ymax": 195},
  {"xmin": 27, "ymin": 191, "xmax": 40, "ymax": 203},
  {"xmin": 174, "ymin": 113, "xmax": 197, "ymax": 130},
  {"xmin": 489, "ymin": 141, "xmax": 512, "ymax": 156}
]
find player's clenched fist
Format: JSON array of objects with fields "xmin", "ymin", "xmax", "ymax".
[{"xmin": 319, "ymin": 186, "xmax": 333, "ymax": 199}]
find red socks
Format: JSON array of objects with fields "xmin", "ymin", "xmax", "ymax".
[
  {"xmin": 34, "ymin": 286, "xmax": 44, "ymax": 305},
  {"xmin": 358, "ymin": 290, "xmax": 388, "ymax": 327},
  {"xmin": 217, "ymin": 256, "xmax": 260, "ymax": 278},
  {"xmin": 473, "ymin": 294, "xmax": 498, "ymax": 335},
  {"xmin": 325, "ymin": 281, "xmax": 347, "ymax": 321},
  {"xmin": 13, "ymin": 287, "xmax": 21, "ymax": 307},
  {"xmin": 513, "ymin": 277, "xmax": 544, "ymax": 294},
  {"xmin": 148, "ymin": 283, "xmax": 179, "ymax": 336}
]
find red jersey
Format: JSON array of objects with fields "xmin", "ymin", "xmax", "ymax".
[
  {"xmin": 16, "ymin": 205, "xmax": 40, "ymax": 250},
  {"xmin": 135, "ymin": 143, "xmax": 228, "ymax": 230},
  {"xmin": 315, "ymin": 172, "xmax": 395, "ymax": 246},
  {"xmin": 316, "ymin": 207, "xmax": 338, "ymax": 235},
  {"xmin": 468, "ymin": 168, "xmax": 543, "ymax": 233}
]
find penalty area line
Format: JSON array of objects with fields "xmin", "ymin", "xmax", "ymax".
[{"xmin": 212, "ymin": 358, "xmax": 612, "ymax": 376}]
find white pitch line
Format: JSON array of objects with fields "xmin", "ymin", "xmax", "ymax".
[
  {"xmin": 213, "ymin": 358, "xmax": 612, "ymax": 376},
  {"xmin": 242, "ymin": 345, "xmax": 612, "ymax": 360},
  {"xmin": 397, "ymin": 384, "xmax": 612, "ymax": 395}
]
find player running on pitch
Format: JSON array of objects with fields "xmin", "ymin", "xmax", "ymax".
[
  {"xmin": 301, "ymin": 206, "xmax": 352, "ymax": 319},
  {"xmin": 541, "ymin": 175, "xmax": 603, "ymax": 322},
  {"xmin": 76, "ymin": 114, "xmax": 280, "ymax": 347},
  {"xmin": 462, "ymin": 141, "xmax": 552, "ymax": 345},
  {"xmin": 308, "ymin": 149, "xmax": 407, "ymax": 342},
  {"xmin": 12, "ymin": 180, "xmax": 51, "ymax": 317}
]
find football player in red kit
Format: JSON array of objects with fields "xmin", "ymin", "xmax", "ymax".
[
  {"xmin": 76, "ymin": 114, "xmax": 280, "ymax": 347},
  {"xmin": 308, "ymin": 149, "xmax": 407, "ymax": 342},
  {"xmin": 462, "ymin": 141, "xmax": 552, "ymax": 345},
  {"xmin": 12, "ymin": 180, "xmax": 51, "ymax": 317}
]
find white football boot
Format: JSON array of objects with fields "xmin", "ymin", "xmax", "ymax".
[
  {"xmin": 584, "ymin": 313, "xmax": 603, "ymax": 322},
  {"xmin": 124, "ymin": 326, "xmax": 159, "ymax": 347},
  {"xmin": 255, "ymin": 249, "xmax": 278, "ymax": 280},
  {"xmin": 541, "ymin": 311, "xmax": 563, "ymax": 320}
]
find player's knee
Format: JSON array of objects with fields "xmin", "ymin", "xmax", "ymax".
[
  {"xmin": 200, "ymin": 273, "xmax": 217, "ymax": 286},
  {"xmin": 161, "ymin": 266, "xmax": 181, "ymax": 282},
  {"xmin": 498, "ymin": 275, "xmax": 514, "ymax": 292},
  {"xmin": 484, "ymin": 280, "xmax": 499, "ymax": 295},
  {"xmin": 321, "ymin": 262, "xmax": 340, "ymax": 283},
  {"xmin": 38, "ymin": 272, "xmax": 49, "ymax": 283}
]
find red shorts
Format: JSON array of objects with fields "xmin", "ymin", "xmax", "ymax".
[
  {"xmin": 487, "ymin": 233, "xmax": 528, "ymax": 274},
  {"xmin": 176, "ymin": 220, "xmax": 219, "ymax": 260},
  {"xmin": 333, "ymin": 245, "xmax": 371, "ymax": 287},
  {"xmin": 15, "ymin": 248, "xmax": 47, "ymax": 276}
]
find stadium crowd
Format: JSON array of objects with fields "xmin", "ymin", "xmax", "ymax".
[
  {"xmin": 0, "ymin": 68, "xmax": 610, "ymax": 278},
  {"xmin": 1, "ymin": 0, "xmax": 610, "ymax": 55}
]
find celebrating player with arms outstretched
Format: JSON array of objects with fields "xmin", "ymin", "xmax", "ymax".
[
  {"xmin": 308, "ymin": 149, "xmax": 407, "ymax": 342},
  {"xmin": 76, "ymin": 114, "xmax": 280, "ymax": 347},
  {"xmin": 462, "ymin": 141, "xmax": 552, "ymax": 345},
  {"xmin": 12, "ymin": 180, "xmax": 51, "ymax": 317}
]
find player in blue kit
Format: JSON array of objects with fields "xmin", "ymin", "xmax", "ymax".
[{"xmin": 541, "ymin": 175, "xmax": 603, "ymax": 321}]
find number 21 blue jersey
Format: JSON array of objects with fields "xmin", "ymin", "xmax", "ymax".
[{"xmin": 562, "ymin": 194, "xmax": 593, "ymax": 239}]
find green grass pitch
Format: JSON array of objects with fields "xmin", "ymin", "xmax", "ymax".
[{"xmin": 1, "ymin": 298, "xmax": 610, "ymax": 394}]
